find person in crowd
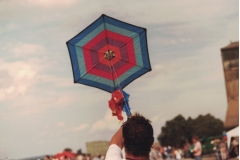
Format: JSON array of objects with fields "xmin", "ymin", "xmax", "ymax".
[
  {"xmin": 166, "ymin": 146, "xmax": 172, "ymax": 160},
  {"xmin": 160, "ymin": 147, "xmax": 167, "ymax": 160},
  {"xmin": 149, "ymin": 147, "xmax": 158, "ymax": 160},
  {"xmin": 228, "ymin": 137, "xmax": 239, "ymax": 158},
  {"xmin": 149, "ymin": 144, "xmax": 161, "ymax": 160},
  {"xmin": 212, "ymin": 138, "xmax": 221, "ymax": 160},
  {"xmin": 105, "ymin": 113, "xmax": 154, "ymax": 160},
  {"xmin": 85, "ymin": 154, "xmax": 91, "ymax": 160},
  {"xmin": 183, "ymin": 144, "xmax": 189, "ymax": 158},
  {"xmin": 93, "ymin": 155, "xmax": 101, "ymax": 160},
  {"xmin": 174, "ymin": 148, "xmax": 182, "ymax": 160},
  {"xmin": 191, "ymin": 136, "xmax": 202, "ymax": 160},
  {"xmin": 100, "ymin": 155, "xmax": 105, "ymax": 160},
  {"xmin": 220, "ymin": 140, "xmax": 227, "ymax": 160},
  {"xmin": 44, "ymin": 155, "xmax": 51, "ymax": 160}
]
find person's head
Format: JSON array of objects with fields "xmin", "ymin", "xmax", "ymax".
[
  {"xmin": 122, "ymin": 113, "xmax": 154, "ymax": 157},
  {"xmin": 192, "ymin": 136, "xmax": 199, "ymax": 143}
]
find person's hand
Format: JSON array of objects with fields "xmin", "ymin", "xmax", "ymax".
[{"xmin": 109, "ymin": 126, "xmax": 124, "ymax": 149}]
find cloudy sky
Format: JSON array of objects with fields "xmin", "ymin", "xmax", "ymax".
[{"xmin": 0, "ymin": 0, "xmax": 238, "ymax": 159}]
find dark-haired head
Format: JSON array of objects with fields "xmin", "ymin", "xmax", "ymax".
[
  {"xmin": 122, "ymin": 113, "xmax": 154, "ymax": 157},
  {"xmin": 192, "ymin": 136, "xmax": 199, "ymax": 143},
  {"xmin": 192, "ymin": 136, "xmax": 198, "ymax": 140}
]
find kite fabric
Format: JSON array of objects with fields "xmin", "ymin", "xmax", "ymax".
[
  {"xmin": 66, "ymin": 14, "xmax": 151, "ymax": 120},
  {"xmin": 66, "ymin": 14, "xmax": 151, "ymax": 93}
]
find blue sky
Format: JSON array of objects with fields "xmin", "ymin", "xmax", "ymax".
[{"xmin": 0, "ymin": 0, "xmax": 238, "ymax": 159}]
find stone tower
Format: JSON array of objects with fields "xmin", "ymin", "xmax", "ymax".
[{"xmin": 221, "ymin": 41, "xmax": 239, "ymax": 131}]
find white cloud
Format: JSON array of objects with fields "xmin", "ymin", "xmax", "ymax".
[
  {"xmin": 31, "ymin": 0, "xmax": 77, "ymax": 7},
  {"xmin": 71, "ymin": 123, "xmax": 88, "ymax": 132},
  {"xmin": 37, "ymin": 74, "xmax": 72, "ymax": 88},
  {"xmin": 151, "ymin": 116, "xmax": 159, "ymax": 123},
  {"xmin": 90, "ymin": 120, "xmax": 106, "ymax": 132},
  {"xmin": 149, "ymin": 35, "xmax": 193, "ymax": 46},
  {"xmin": 90, "ymin": 110, "xmax": 125, "ymax": 133},
  {"xmin": 11, "ymin": 0, "xmax": 78, "ymax": 9},
  {"xmin": 16, "ymin": 107, "xmax": 44, "ymax": 117},
  {"xmin": 0, "ymin": 59, "xmax": 39, "ymax": 101},
  {"xmin": 6, "ymin": 43, "xmax": 45, "ymax": 57},
  {"xmin": 56, "ymin": 122, "xmax": 66, "ymax": 128},
  {"xmin": 40, "ymin": 130, "xmax": 61, "ymax": 137}
]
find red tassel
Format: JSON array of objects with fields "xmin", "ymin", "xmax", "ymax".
[{"xmin": 108, "ymin": 90, "xmax": 124, "ymax": 120}]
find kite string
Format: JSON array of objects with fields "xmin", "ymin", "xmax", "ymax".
[
  {"xmin": 108, "ymin": 60, "xmax": 130, "ymax": 117},
  {"xmin": 108, "ymin": 60, "xmax": 121, "ymax": 90}
]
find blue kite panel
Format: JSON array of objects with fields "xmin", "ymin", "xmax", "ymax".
[
  {"xmin": 76, "ymin": 78, "xmax": 115, "ymax": 93},
  {"xmin": 67, "ymin": 16, "xmax": 104, "ymax": 45},
  {"xmin": 67, "ymin": 43, "xmax": 81, "ymax": 82},
  {"xmin": 103, "ymin": 14, "xmax": 145, "ymax": 34},
  {"xmin": 139, "ymin": 31, "xmax": 151, "ymax": 70}
]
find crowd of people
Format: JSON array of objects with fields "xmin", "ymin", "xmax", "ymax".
[
  {"xmin": 149, "ymin": 136, "xmax": 239, "ymax": 160},
  {"xmin": 43, "ymin": 153, "xmax": 105, "ymax": 160},
  {"xmin": 150, "ymin": 145, "xmax": 187, "ymax": 160},
  {"xmin": 212, "ymin": 137, "xmax": 239, "ymax": 160},
  {"xmin": 149, "ymin": 137, "xmax": 201, "ymax": 160}
]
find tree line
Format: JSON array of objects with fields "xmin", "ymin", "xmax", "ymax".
[{"xmin": 157, "ymin": 114, "xmax": 224, "ymax": 148}]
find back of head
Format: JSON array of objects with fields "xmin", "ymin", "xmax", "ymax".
[
  {"xmin": 192, "ymin": 136, "xmax": 199, "ymax": 143},
  {"xmin": 192, "ymin": 136, "xmax": 199, "ymax": 141},
  {"xmin": 122, "ymin": 113, "xmax": 154, "ymax": 157}
]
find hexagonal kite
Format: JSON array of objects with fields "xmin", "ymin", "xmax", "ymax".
[{"xmin": 66, "ymin": 14, "xmax": 151, "ymax": 120}]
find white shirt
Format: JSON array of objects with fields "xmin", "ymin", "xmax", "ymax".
[
  {"xmin": 193, "ymin": 141, "xmax": 202, "ymax": 156},
  {"xmin": 105, "ymin": 144, "xmax": 126, "ymax": 160},
  {"xmin": 174, "ymin": 150, "xmax": 182, "ymax": 160}
]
